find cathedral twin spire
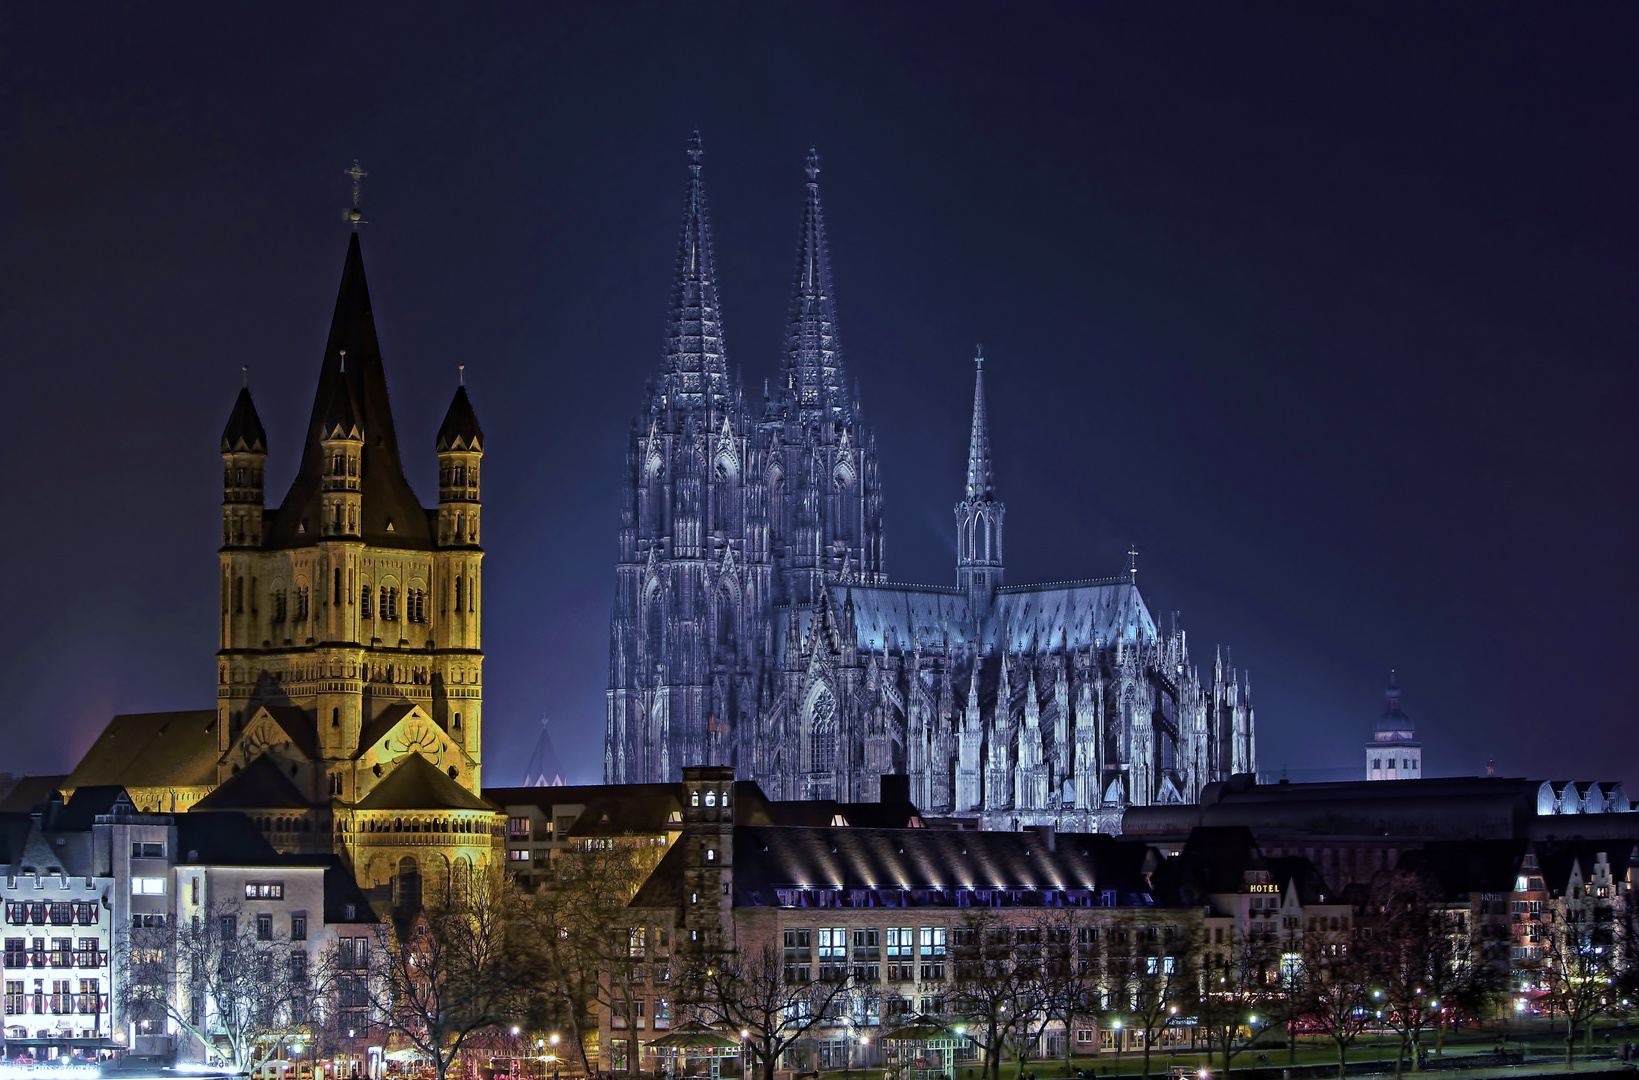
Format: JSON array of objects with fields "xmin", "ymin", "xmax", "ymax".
[
  {"xmin": 660, "ymin": 132, "xmax": 731, "ymax": 411},
  {"xmin": 782, "ymin": 147, "xmax": 852, "ymax": 428}
]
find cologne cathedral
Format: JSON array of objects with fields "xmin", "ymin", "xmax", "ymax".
[{"xmin": 606, "ymin": 137, "xmax": 1255, "ymax": 831}]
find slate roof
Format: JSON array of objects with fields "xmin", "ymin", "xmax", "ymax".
[
  {"xmin": 0, "ymin": 815, "xmax": 34, "ymax": 864},
  {"xmin": 221, "ymin": 386, "xmax": 267, "ymax": 453},
  {"xmin": 632, "ymin": 825, "xmax": 1166, "ymax": 911},
  {"xmin": 437, "ymin": 385, "xmax": 483, "ymax": 452},
  {"xmin": 65, "ymin": 710, "xmax": 219, "ymax": 794},
  {"xmin": 0, "ymin": 776, "xmax": 66, "ymax": 813},
  {"xmin": 814, "ymin": 579, "xmax": 1155, "ymax": 658},
  {"xmin": 354, "ymin": 754, "xmax": 493, "ymax": 812},
  {"xmin": 174, "ymin": 812, "xmax": 285, "ymax": 865},
  {"xmin": 1396, "ymin": 840, "xmax": 1528, "ymax": 900},
  {"xmin": 194, "ymin": 754, "xmax": 311, "ymax": 811},
  {"xmin": 53, "ymin": 785, "xmax": 135, "ymax": 831},
  {"xmin": 267, "ymin": 233, "xmax": 434, "ymax": 550}
]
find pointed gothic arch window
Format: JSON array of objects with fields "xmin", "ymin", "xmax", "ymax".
[
  {"xmin": 647, "ymin": 594, "xmax": 665, "ymax": 650},
  {"xmin": 807, "ymin": 685, "xmax": 837, "ymax": 774},
  {"xmin": 716, "ymin": 590, "xmax": 736, "ymax": 652}
]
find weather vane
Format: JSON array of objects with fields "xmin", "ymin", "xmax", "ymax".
[{"xmin": 342, "ymin": 160, "xmax": 368, "ymax": 228}]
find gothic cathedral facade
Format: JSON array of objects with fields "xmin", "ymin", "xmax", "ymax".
[{"xmin": 607, "ymin": 139, "xmax": 1255, "ymax": 831}]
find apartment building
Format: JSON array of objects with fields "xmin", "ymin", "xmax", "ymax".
[{"xmin": 0, "ymin": 785, "xmax": 372, "ymax": 1063}]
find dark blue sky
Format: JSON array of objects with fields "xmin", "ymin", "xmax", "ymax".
[{"xmin": 2, "ymin": 4, "xmax": 1634, "ymax": 789}]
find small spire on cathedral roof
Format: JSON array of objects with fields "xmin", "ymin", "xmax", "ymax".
[
  {"xmin": 806, "ymin": 146, "xmax": 820, "ymax": 183},
  {"xmin": 964, "ymin": 348, "xmax": 995, "ymax": 502}
]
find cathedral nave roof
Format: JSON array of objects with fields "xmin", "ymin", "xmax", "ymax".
[{"xmin": 65, "ymin": 709, "xmax": 219, "ymax": 795}]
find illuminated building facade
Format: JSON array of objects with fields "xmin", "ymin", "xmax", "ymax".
[{"xmin": 607, "ymin": 139, "xmax": 1254, "ymax": 832}]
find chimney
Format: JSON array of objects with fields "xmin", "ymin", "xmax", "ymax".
[
  {"xmin": 879, "ymin": 774, "xmax": 910, "ymax": 804},
  {"xmin": 1028, "ymin": 822, "xmax": 1056, "ymax": 852}
]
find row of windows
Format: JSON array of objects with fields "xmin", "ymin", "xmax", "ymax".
[
  {"xmin": 1371, "ymin": 758, "xmax": 1419, "ymax": 771},
  {"xmin": 232, "ymin": 571, "xmax": 476, "ymax": 620},
  {"xmin": 439, "ymin": 465, "xmax": 478, "ymax": 488},
  {"xmin": 3, "ymin": 979, "xmax": 101, "ymax": 1016},
  {"xmin": 3, "ymin": 904, "xmax": 97, "ymax": 928},
  {"xmin": 2, "ymin": 940, "xmax": 101, "ymax": 969}
]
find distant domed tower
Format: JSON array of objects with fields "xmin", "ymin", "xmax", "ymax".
[{"xmin": 1366, "ymin": 670, "xmax": 1421, "ymax": 780}]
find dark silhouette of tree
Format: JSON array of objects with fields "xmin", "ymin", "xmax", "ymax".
[
  {"xmin": 367, "ymin": 872, "xmax": 526, "ymax": 1080},
  {"xmin": 689, "ymin": 945, "xmax": 856, "ymax": 1080}
]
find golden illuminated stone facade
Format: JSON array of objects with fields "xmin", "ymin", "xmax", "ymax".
[{"xmin": 69, "ymin": 232, "xmax": 502, "ymax": 897}]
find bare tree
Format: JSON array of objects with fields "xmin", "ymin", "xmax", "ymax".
[
  {"xmin": 116, "ymin": 902, "xmax": 321, "ymax": 1071},
  {"xmin": 1037, "ymin": 911, "xmax": 1103, "ymax": 1075},
  {"xmin": 689, "ymin": 944, "xmax": 856, "ymax": 1080},
  {"xmin": 520, "ymin": 841, "xmax": 667, "ymax": 1076},
  {"xmin": 1195, "ymin": 930, "xmax": 1283, "ymax": 1077},
  {"xmin": 367, "ymin": 871, "xmax": 527, "ymax": 1080},
  {"xmin": 1363, "ymin": 871, "xmax": 1478, "ymax": 1077},
  {"xmin": 1530, "ymin": 893, "xmax": 1618, "ymax": 1070},
  {"xmin": 1111, "ymin": 924, "xmax": 1195, "ymax": 1080},
  {"xmin": 944, "ymin": 912, "xmax": 1050, "ymax": 1080},
  {"xmin": 1293, "ymin": 932, "xmax": 1374, "ymax": 1080}
]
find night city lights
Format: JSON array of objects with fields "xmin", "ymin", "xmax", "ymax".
[{"xmin": 2, "ymin": 6, "xmax": 1636, "ymax": 1080}]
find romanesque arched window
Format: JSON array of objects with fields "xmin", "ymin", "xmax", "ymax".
[{"xmin": 394, "ymin": 856, "xmax": 421, "ymax": 909}]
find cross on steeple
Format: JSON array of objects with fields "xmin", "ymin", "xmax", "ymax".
[
  {"xmin": 975, "ymin": 344, "xmax": 984, "ymax": 369},
  {"xmin": 687, "ymin": 131, "xmax": 703, "ymax": 177},
  {"xmin": 1128, "ymin": 544, "xmax": 1139, "ymax": 583},
  {"xmin": 342, "ymin": 160, "xmax": 368, "ymax": 228},
  {"xmin": 805, "ymin": 146, "xmax": 820, "ymax": 184}
]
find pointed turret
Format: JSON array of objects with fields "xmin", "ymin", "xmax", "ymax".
[
  {"xmin": 437, "ymin": 381, "xmax": 483, "ymax": 547},
  {"xmin": 660, "ymin": 131, "xmax": 731, "ymax": 410},
  {"xmin": 781, "ymin": 147, "xmax": 850, "ymax": 428},
  {"xmin": 271, "ymin": 232, "xmax": 430, "ymax": 547},
  {"xmin": 956, "ymin": 349, "xmax": 1005, "ymax": 606},
  {"xmin": 221, "ymin": 382, "xmax": 267, "ymax": 547}
]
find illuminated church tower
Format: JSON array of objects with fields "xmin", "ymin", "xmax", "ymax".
[{"xmin": 72, "ymin": 208, "xmax": 501, "ymax": 898}]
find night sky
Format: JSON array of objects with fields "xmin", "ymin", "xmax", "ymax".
[{"xmin": 3, "ymin": 5, "xmax": 1635, "ymax": 790}]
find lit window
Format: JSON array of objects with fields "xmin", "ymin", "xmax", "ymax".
[
  {"xmin": 130, "ymin": 878, "xmax": 165, "ymax": 896},
  {"xmin": 244, "ymin": 883, "xmax": 284, "ymax": 900}
]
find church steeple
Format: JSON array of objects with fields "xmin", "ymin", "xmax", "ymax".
[
  {"xmin": 956, "ymin": 349, "xmax": 1004, "ymax": 607},
  {"xmin": 661, "ymin": 131, "xmax": 730, "ymax": 410},
  {"xmin": 781, "ymin": 146, "xmax": 850, "ymax": 428},
  {"xmin": 270, "ymin": 232, "xmax": 428, "ymax": 547}
]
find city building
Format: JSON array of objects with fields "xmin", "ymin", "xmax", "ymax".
[
  {"xmin": 603, "ymin": 767, "xmax": 1206, "ymax": 1073},
  {"xmin": 1366, "ymin": 672, "xmax": 1421, "ymax": 781},
  {"xmin": 0, "ymin": 785, "xmax": 372, "ymax": 1063},
  {"xmin": 59, "ymin": 227, "xmax": 504, "ymax": 897},
  {"xmin": 607, "ymin": 137, "xmax": 1254, "ymax": 833},
  {"xmin": 487, "ymin": 775, "xmax": 926, "ymax": 892}
]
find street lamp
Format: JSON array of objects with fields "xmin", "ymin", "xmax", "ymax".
[{"xmin": 1112, "ymin": 1019, "xmax": 1123, "ymax": 1078}]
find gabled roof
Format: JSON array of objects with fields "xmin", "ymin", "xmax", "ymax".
[
  {"xmin": 354, "ymin": 754, "xmax": 493, "ymax": 812},
  {"xmin": 268, "ymin": 233, "xmax": 432, "ymax": 550},
  {"xmin": 66, "ymin": 710, "xmax": 218, "ymax": 795},
  {"xmin": 1265, "ymin": 855, "xmax": 1339, "ymax": 905},
  {"xmin": 194, "ymin": 754, "xmax": 311, "ymax": 811},
  {"xmin": 53, "ymin": 785, "xmax": 135, "ymax": 831},
  {"xmin": 357, "ymin": 701, "xmax": 422, "ymax": 758},
  {"xmin": 174, "ymin": 812, "xmax": 284, "ymax": 866}
]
